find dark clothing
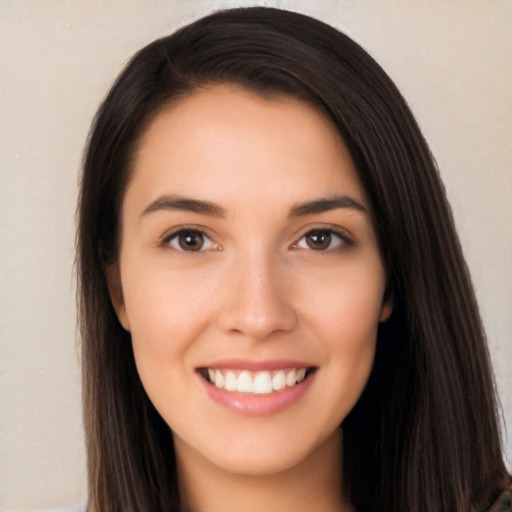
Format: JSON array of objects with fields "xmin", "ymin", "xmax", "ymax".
[{"xmin": 489, "ymin": 484, "xmax": 512, "ymax": 511}]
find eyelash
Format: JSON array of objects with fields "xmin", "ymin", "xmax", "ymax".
[
  {"xmin": 160, "ymin": 227, "xmax": 354, "ymax": 253},
  {"xmin": 161, "ymin": 228, "xmax": 217, "ymax": 252},
  {"xmin": 293, "ymin": 228, "xmax": 354, "ymax": 252}
]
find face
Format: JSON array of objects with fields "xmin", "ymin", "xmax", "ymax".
[{"xmin": 111, "ymin": 84, "xmax": 392, "ymax": 477}]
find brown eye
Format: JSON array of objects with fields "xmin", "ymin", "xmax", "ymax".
[
  {"xmin": 296, "ymin": 229, "xmax": 349, "ymax": 252},
  {"xmin": 166, "ymin": 229, "xmax": 211, "ymax": 251},
  {"xmin": 305, "ymin": 230, "xmax": 332, "ymax": 250},
  {"xmin": 178, "ymin": 231, "xmax": 204, "ymax": 251}
]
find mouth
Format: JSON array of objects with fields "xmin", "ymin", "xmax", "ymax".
[{"xmin": 197, "ymin": 366, "xmax": 316, "ymax": 396}]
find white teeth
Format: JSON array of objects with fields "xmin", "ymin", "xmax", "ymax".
[
  {"xmin": 237, "ymin": 371, "xmax": 254, "ymax": 393},
  {"xmin": 206, "ymin": 367, "xmax": 309, "ymax": 395},
  {"xmin": 286, "ymin": 369, "xmax": 297, "ymax": 387},
  {"xmin": 214, "ymin": 369, "xmax": 224, "ymax": 388},
  {"xmin": 272, "ymin": 370, "xmax": 286, "ymax": 391},
  {"xmin": 253, "ymin": 372, "xmax": 273, "ymax": 394},
  {"xmin": 224, "ymin": 371, "xmax": 237, "ymax": 391}
]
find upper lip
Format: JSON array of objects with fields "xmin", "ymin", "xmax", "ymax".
[{"xmin": 197, "ymin": 359, "xmax": 315, "ymax": 372}]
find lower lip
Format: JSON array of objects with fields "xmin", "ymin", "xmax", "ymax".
[{"xmin": 199, "ymin": 372, "xmax": 315, "ymax": 416}]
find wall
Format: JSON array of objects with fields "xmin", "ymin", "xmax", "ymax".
[{"xmin": 0, "ymin": 1, "xmax": 510, "ymax": 510}]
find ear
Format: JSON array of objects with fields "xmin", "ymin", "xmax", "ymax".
[
  {"xmin": 379, "ymin": 287, "xmax": 393, "ymax": 323},
  {"xmin": 105, "ymin": 263, "xmax": 131, "ymax": 331}
]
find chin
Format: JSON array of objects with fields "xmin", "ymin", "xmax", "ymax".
[{"xmin": 174, "ymin": 423, "xmax": 342, "ymax": 479}]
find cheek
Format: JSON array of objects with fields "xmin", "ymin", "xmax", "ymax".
[
  {"xmin": 121, "ymin": 273, "xmax": 207, "ymax": 419},
  {"xmin": 121, "ymin": 252, "xmax": 217, "ymax": 338},
  {"xmin": 302, "ymin": 262, "xmax": 386, "ymax": 342},
  {"xmin": 320, "ymin": 289, "xmax": 380, "ymax": 376},
  {"xmin": 119, "ymin": 256, "xmax": 226, "ymax": 397},
  {"xmin": 301, "ymin": 267, "xmax": 384, "ymax": 408}
]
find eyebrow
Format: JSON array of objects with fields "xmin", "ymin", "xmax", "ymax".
[
  {"xmin": 141, "ymin": 194, "xmax": 226, "ymax": 218},
  {"xmin": 289, "ymin": 195, "xmax": 367, "ymax": 218},
  {"xmin": 141, "ymin": 193, "xmax": 367, "ymax": 219}
]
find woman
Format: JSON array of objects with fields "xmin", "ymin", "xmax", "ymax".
[{"xmin": 77, "ymin": 7, "xmax": 511, "ymax": 512}]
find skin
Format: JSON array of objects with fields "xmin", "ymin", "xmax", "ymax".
[{"xmin": 110, "ymin": 84, "xmax": 392, "ymax": 512}]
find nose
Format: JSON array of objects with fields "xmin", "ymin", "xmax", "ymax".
[{"xmin": 216, "ymin": 250, "xmax": 297, "ymax": 341}]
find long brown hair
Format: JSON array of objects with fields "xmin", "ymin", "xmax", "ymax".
[{"xmin": 77, "ymin": 7, "xmax": 509, "ymax": 511}]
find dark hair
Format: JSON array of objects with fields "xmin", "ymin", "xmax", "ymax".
[{"xmin": 77, "ymin": 7, "xmax": 509, "ymax": 511}]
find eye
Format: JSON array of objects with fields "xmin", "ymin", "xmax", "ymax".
[
  {"xmin": 296, "ymin": 229, "xmax": 349, "ymax": 251},
  {"xmin": 164, "ymin": 229, "xmax": 215, "ymax": 252}
]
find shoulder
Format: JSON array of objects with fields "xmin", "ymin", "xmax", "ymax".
[{"xmin": 488, "ymin": 484, "xmax": 512, "ymax": 512}]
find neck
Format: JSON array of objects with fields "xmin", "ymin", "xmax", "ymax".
[{"xmin": 175, "ymin": 429, "xmax": 354, "ymax": 512}]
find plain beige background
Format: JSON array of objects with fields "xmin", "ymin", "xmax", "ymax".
[{"xmin": 0, "ymin": 1, "xmax": 510, "ymax": 510}]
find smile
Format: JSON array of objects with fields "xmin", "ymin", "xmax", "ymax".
[{"xmin": 198, "ymin": 367, "xmax": 314, "ymax": 395}]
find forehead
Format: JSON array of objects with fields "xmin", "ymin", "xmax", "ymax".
[
  {"xmin": 137, "ymin": 83, "xmax": 346, "ymax": 156},
  {"xmin": 127, "ymin": 84, "xmax": 364, "ymax": 214}
]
